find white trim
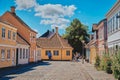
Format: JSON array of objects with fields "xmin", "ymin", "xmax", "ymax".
[
  {"xmin": 0, "ymin": 22, "xmax": 17, "ymax": 30},
  {"xmin": 0, "ymin": 44, "xmax": 16, "ymax": 48},
  {"xmin": 17, "ymin": 44, "xmax": 29, "ymax": 48}
]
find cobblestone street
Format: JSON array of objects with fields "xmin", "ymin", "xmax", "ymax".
[{"xmin": 0, "ymin": 61, "xmax": 116, "ymax": 80}]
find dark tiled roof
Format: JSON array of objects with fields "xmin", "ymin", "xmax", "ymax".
[
  {"xmin": 37, "ymin": 33, "xmax": 72, "ymax": 49},
  {"xmin": 17, "ymin": 33, "xmax": 30, "ymax": 45},
  {"xmin": 40, "ymin": 30, "xmax": 55, "ymax": 38}
]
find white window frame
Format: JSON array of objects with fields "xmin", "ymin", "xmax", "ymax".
[
  {"xmin": 53, "ymin": 51, "xmax": 59, "ymax": 56},
  {"xmin": 1, "ymin": 49, "xmax": 5, "ymax": 60},
  {"xmin": 20, "ymin": 48, "xmax": 22, "ymax": 59},
  {"xmin": 66, "ymin": 51, "xmax": 70, "ymax": 56},
  {"xmin": 13, "ymin": 32, "xmax": 16, "ymax": 40},
  {"xmin": 8, "ymin": 30, "xmax": 11, "ymax": 39},
  {"xmin": 7, "ymin": 49, "xmax": 11, "ymax": 60},
  {"xmin": 2, "ymin": 27, "xmax": 5, "ymax": 39}
]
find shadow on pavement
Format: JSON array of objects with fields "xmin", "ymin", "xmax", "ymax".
[{"xmin": 0, "ymin": 61, "xmax": 50, "ymax": 80}]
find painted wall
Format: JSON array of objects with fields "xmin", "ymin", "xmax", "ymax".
[
  {"xmin": 40, "ymin": 48, "xmax": 72, "ymax": 60},
  {"xmin": 17, "ymin": 44, "xmax": 29, "ymax": 65},
  {"xmin": 90, "ymin": 46, "xmax": 97, "ymax": 64},
  {"xmin": 0, "ymin": 22, "xmax": 17, "ymax": 68},
  {"xmin": 37, "ymin": 48, "xmax": 41, "ymax": 61}
]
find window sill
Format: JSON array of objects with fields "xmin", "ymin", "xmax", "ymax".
[
  {"xmin": 2, "ymin": 38, "xmax": 6, "ymax": 40},
  {"xmin": 7, "ymin": 59, "xmax": 10, "ymax": 60},
  {"xmin": 1, "ymin": 59, "xmax": 5, "ymax": 61}
]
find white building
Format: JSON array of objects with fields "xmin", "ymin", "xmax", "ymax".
[
  {"xmin": 16, "ymin": 33, "xmax": 30, "ymax": 65},
  {"xmin": 106, "ymin": 0, "xmax": 120, "ymax": 54}
]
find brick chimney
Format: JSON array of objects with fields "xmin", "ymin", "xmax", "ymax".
[
  {"xmin": 11, "ymin": 6, "xmax": 15, "ymax": 13},
  {"xmin": 55, "ymin": 27, "xmax": 58, "ymax": 34}
]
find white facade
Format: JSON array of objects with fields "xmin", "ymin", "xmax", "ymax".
[
  {"xmin": 106, "ymin": 1, "xmax": 120, "ymax": 53},
  {"xmin": 17, "ymin": 44, "xmax": 29, "ymax": 65}
]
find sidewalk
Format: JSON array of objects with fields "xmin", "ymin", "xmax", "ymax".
[{"xmin": 80, "ymin": 60, "xmax": 116, "ymax": 80}]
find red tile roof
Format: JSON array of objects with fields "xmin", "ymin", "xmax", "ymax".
[
  {"xmin": 17, "ymin": 33, "xmax": 30, "ymax": 45},
  {"xmin": 37, "ymin": 33, "xmax": 72, "ymax": 49}
]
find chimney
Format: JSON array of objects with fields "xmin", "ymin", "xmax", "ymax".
[
  {"xmin": 55, "ymin": 27, "xmax": 58, "ymax": 34},
  {"xmin": 11, "ymin": 6, "xmax": 15, "ymax": 13}
]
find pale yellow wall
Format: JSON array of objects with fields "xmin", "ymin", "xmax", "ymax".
[
  {"xmin": 90, "ymin": 46, "xmax": 97, "ymax": 64},
  {"xmin": 0, "ymin": 22, "xmax": 17, "ymax": 68},
  {"xmin": 0, "ymin": 22, "xmax": 17, "ymax": 46},
  {"xmin": 40, "ymin": 48, "xmax": 72, "ymax": 60},
  {"xmin": 61, "ymin": 49, "xmax": 72, "ymax": 60},
  {"xmin": 0, "ymin": 47, "xmax": 16, "ymax": 68}
]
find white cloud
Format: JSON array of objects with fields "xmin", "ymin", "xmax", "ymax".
[
  {"xmin": 40, "ymin": 18, "xmax": 70, "ymax": 29},
  {"xmin": 40, "ymin": 18, "xmax": 70, "ymax": 25},
  {"xmin": 15, "ymin": 0, "xmax": 76, "ymax": 29},
  {"xmin": 34, "ymin": 4, "xmax": 76, "ymax": 18},
  {"xmin": 34, "ymin": 4, "xmax": 76, "ymax": 29},
  {"xmin": 15, "ymin": 0, "xmax": 36, "ymax": 10}
]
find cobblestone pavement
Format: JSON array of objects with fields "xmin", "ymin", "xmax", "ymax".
[
  {"xmin": 82, "ymin": 61, "xmax": 116, "ymax": 80},
  {"xmin": 0, "ymin": 61, "xmax": 116, "ymax": 80},
  {"xmin": 0, "ymin": 61, "xmax": 93, "ymax": 80}
]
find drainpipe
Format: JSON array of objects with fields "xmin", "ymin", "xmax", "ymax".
[{"xmin": 61, "ymin": 48, "xmax": 62, "ymax": 60}]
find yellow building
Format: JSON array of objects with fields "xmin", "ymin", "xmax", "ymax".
[
  {"xmin": 0, "ymin": 20, "xmax": 17, "ymax": 68},
  {"xmin": 37, "ymin": 27, "xmax": 73, "ymax": 61},
  {"xmin": 89, "ymin": 24, "xmax": 98, "ymax": 64},
  {"xmin": 89, "ymin": 40, "xmax": 97, "ymax": 64}
]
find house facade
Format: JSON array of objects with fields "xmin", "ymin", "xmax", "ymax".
[
  {"xmin": 1, "ymin": 6, "xmax": 37, "ymax": 62},
  {"xmin": 96, "ymin": 19, "xmax": 107, "ymax": 56},
  {"xmin": 106, "ymin": 0, "xmax": 120, "ymax": 54},
  {"xmin": 16, "ymin": 33, "xmax": 30, "ymax": 65},
  {"xmin": 37, "ymin": 27, "xmax": 73, "ymax": 61},
  {"xmin": 89, "ymin": 33, "xmax": 97, "ymax": 64},
  {"xmin": 0, "ymin": 20, "xmax": 17, "ymax": 68}
]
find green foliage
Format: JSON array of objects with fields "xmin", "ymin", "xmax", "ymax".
[
  {"xmin": 95, "ymin": 56, "xmax": 101, "ymax": 70},
  {"xmin": 62, "ymin": 18, "xmax": 89, "ymax": 53},
  {"xmin": 100, "ymin": 53, "xmax": 112, "ymax": 74},
  {"xmin": 112, "ymin": 51, "xmax": 120, "ymax": 79}
]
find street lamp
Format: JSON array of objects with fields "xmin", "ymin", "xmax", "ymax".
[{"xmin": 82, "ymin": 40, "xmax": 85, "ymax": 64}]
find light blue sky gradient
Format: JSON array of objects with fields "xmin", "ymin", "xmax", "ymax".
[{"xmin": 0, "ymin": 0, "xmax": 116, "ymax": 36}]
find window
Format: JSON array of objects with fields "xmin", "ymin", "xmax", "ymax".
[
  {"xmin": 8, "ymin": 30, "xmax": 11, "ymax": 39},
  {"xmin": 26, "ymin": 49, "xmax": 28, "ymax": 58},
  {"xmin": 116, "ymin": 14, "xmax": 118, "ymax": 30},
  {"xmin": 20, "ymin": 48, "xmax": 22, "ymax": 59},
  {"xmin": 66, "ymin": 51, "xmax": 70, "ymax": 56},
  {"xmin": 1, "ymin": 49, "xmax": 5, "ymax": 59},
  {"xmin": 23, "ymin": 49, "xmax": 25, "ymax": 59},
  {"xmin": 53, "ymin": 51, "xmax": 59, "ymax": 56},
  {"xmin": 46, "ymin": 50, "xmax": 51, "ymax": 56},
  {"xmin": 7, "ymin": 49, "xmax": 10, "ymax": 59},
  {"xmin": 37, "ymin": 50, "xmax": 41, "ymax": 56},
  {"xmin": 13, "ymin": 32, "xmax": 16, "ymax": 40},
  {"xmin": 2, "ymin": 28, "xmax": 5, "ymax": 38}
]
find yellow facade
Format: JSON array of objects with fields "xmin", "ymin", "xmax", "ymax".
[
  {"xmin": 40, "ymin": 48, "xmax": 72, "ymax": 61},
  {"xmin": 90, "ymin": 45, "xmax": 97, "ymax": 64},
  {"xmin": 0, "ymin": 21, "xmax": 17, "ymax": 68}
]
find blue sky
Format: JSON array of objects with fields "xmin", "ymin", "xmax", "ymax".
[{"xmin": 0, "ymin": 0, "xmax": 116, "ymax": 36}]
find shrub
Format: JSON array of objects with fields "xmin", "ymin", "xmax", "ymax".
[
  {"xmin": 95, "ymin": 55, "xmax": 101, "ymax": 70},
  {"xmin": 112, "ymin": 51, "xmax": 120, "ymax": 79},
  {"xmin": 100, "ymin": 53, "xmax": 112, "ymax": 74},
  {"xmin": 105, "ymin": 58, "xmax": 112, "ymax": 74}
]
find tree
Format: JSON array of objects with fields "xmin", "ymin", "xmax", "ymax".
[{"xmin": 62, "ymin": 18, "xmax": 89, "ymax": 55}]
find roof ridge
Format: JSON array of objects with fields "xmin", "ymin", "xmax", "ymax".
[{"xmin": 56, "ymin": 33, "xmax": 64, "ymax": 48}]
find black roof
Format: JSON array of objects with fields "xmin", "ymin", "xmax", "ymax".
[{"xmin": 40, "ymin": 30, "xmax": 55, "ymax": 38}]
